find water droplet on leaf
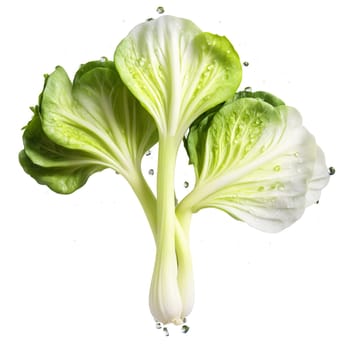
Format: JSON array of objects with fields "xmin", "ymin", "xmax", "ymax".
[
  {"xmin": 146, "ymin": 17, "xmax": 154, "ymax": 22},
  {"xmin": 274, "ymin": 165, "xmax": 281, "ymax": 172},
  {"xmin": 277, "ymin": 183, "xmax": 285, "ymax": 191},
  {"xmin": 146, "ymin": 150, "xmax": 151, "ymax": 156},
  {"xmin": 100, "ymin": 56, "xmax": 108, "ymax": 62},
  {"xmin": 138, "ymin": 57, "xmax": 146, "ymax": 66},
  {"xmin": 244, "ymin": 86, "xmax": 252, "ymax": 92},
  {"xmin": 207, "ymin": 63, "xmax": 214, "ymax": 71},
  {"xmin": 156, "ymin": 6, "xmax": 165, "ymax": 14}
]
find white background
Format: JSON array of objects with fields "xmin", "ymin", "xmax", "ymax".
[{"xmin": 1, "ymin": 0, "xmax": 349, "ymax": 349}]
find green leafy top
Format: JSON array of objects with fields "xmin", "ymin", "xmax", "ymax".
[
  {"xmin": 20, "ymin": 60, "xmax": 157, "ymax": 194},
  {"xmin": 115, "ymin": 15, "xmax": 242, "ymax": 140},
  {"xmin": 179, "ymin": 96, "xmax": 330, "ymax": 232}
]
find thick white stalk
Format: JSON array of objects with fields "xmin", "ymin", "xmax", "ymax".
[{"xmin": 149, "ymin": 136, "xmax": 183, "ymax": 325}]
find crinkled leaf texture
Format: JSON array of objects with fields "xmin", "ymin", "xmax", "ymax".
[
  {"xmin": 182, "ymin": 96, "xmax": 329, "ymax": 233},
  {"xmin": 19, "ymin": 109, "xmax": 105, "ymax": 194},
  {"xmin": 19, "ymin": 60, "xmax": 158, "ymax": 194},
  {"xmin": 114, "ymin": 15, "xmax": 242, "ymax": 138}
]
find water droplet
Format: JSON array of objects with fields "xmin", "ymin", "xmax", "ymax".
[
  {"xmin": 163, "ymin": 327, "xmax": 169, "ymax": 336},
  {"xmin": 155, "ymin": 322, "xmax": 162, "ymax": 329},
  {"xmin": 148, "ymin": 169, "xmax": 154, "ymax": 175},
  {"xmin": 316, "ymin": 200, "xmax": 320, "ymax": 204},
  {"xmin": 243, "ymin": 61, "xmax": 249, "ymax": 67},
  {"xmin": 207, "ymin": 63, "xmax": 215, "ymax": 71},
  {"xmin": 146, "ymin": 17, "xmax": 154, "ymax": 22},
  {"xmin": 138, "ymin": 57, "xmax": 146, "ymax": 66},
  {"xmin": 260, "ymin": 145, "xmax": 266, "ymax": 153},
  {"xmin": 258, "ymin": 186, "xmax": 265, "ymax": 192},
  {"xmin": 100, "ymin": 56, "xmax": 108, "ymax": 62},
  {"xmin": 181, "ymin": 325, "xmax": 190, "ymax": 334},
  {"xmin": 146, "ymin": 150, "xmax": 151, "ymax": 156},
  {"xmin": 328, "ymin": 166, "xmax": 336, "ymax": 175},
  {"xmin": 156, "ymin": 6, "xmax": 165, "ymax": 14},
  {"xmin": 277, "ymin": 183, "xmax": 285, "ymax": 191},
  {"xmin": 115, "ymin": 170, "xmax": 120, "ymax": 175},
  {"xmin": 183, "ymin": 317, "xmax": 187, "ymax": 323},
  {"xmin": 274, "ymin": 165, "xmax": 281, "ymax": 172},
  {"xmin": 294, "ymin": 152, "xmax": 299, "ymax": 157},
  {"xmin": 184, "ymin": 181, "xmax": 189, "ymax": 188},
  {"xmin": 244, "ymin": 86, "xmax": 252, "ymax": 92}
]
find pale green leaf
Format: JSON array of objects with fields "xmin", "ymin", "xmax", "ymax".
[
  {"xmin": 114, "ymin": 15, "xmax": 242, "ymax": 139},
  {"xmin": 181, "ymin": 97, "xmax": 329, "ymax": 232}
]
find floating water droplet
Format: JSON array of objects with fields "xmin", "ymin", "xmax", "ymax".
[
  {"xmin": 163, "ymin": 327, "xmax": 169, "ymax": 336},
  {"xmin": 244, "ymin": 86, "xmax": 252, "ymax": 92},
  {"xmin": 100, "ymin": 56, "xmax": 108, "ymax": 62},
  {"xmin": 181, "ymin": 325, "xmax": 190, "ymax": 334},
  {"xmin": 156, "ymin": 6, "xmax": 165, "ymax": 14},
  {"xmin": 146, "ymin": 150, "xmax": 151, "ymax": 156},
  {"xmin": 155, "ymin": 322, "xmax": 162, "ymax": 329},
  {"xmin": 243, "ymin": 61, "xmax": 249, "ymax": 67},
  {"xmin": 184, "ymin": 181, "xmax": 189, "ymax": 188},
  {"xmin": 273, "ymin": 165, "xmax": 281, "ymax": 172},
  {"xmin": 328, "ymin": 166, "xmax": 335, "ymax": 175},
  {"xmin": 148, "ymin": 169, "xmax": 154, "ymax": 175}
]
